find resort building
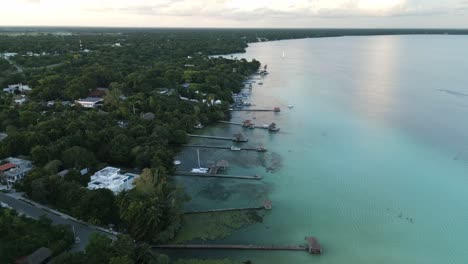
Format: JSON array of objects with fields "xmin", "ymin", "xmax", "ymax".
[
  {"xmin": 1, "ymin": 52, "xmax": 18, "ymax": 59},
  {"xmin": 87, "ymin": 167, "xmax": 140, "ymax": 194},
  {"xmin": 14, "ymin": 95, "xmax": 27, "ymax": 105},
  {"xmin": 75, "ymin": 97, "xmax": 103, "ymax": 108},
  {"xmin": 0, "ymin": 157, "xmax": 33, "ymax": 187},
  {"xmin": 3, "ymin": 84, "xmax": 32, "ymax": 94}
]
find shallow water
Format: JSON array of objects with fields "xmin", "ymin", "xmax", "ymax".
[{"xmin": 173, "ymin": 35, "xmax": 468, "ymax": 264}]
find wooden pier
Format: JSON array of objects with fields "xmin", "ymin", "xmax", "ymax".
[
  {"xmin": 182, "ymin": 144, "xmax": 267, "ymax": 152},
  {"xmin": 184, "ymin": 201, "xmax": 272, "ymax": 214},
  {"xmin": 152, "ymin": 244, "xmax": 306, "ymax": 251},
  {"xmin": 174, "ymin": 171, "xmax": 262, "ymax": 180},
  {"xmin": 219, "ymin": 121, "xmax": 243, "ymax": 126},
  {"xmin": 230, "ymin": 109, "xmax": 278, "ymax": 112},
  {"xmin": 230, "ymin": 107, "xmax": 281, "ymax": 112},
  {"xmin": 219, "ymin": 121, "xmax": 280, "ymax": 132},
  {"xmin": 151, "ymin": 236, "xmax": 322, "ymax": 255},
  {"xmin": 187, "ymin": 134, "xmax": 248, "ymax": 143}
]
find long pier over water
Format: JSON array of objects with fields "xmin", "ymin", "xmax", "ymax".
[
  {"xmin": 187, "ymin": 134, "xmax": 248, "ymax": 142},
  {"xmin": 230, "ymin": 109, "xmax": 279, "ymax": 112},
  {"xmin": 184, "ymin": 201, "xmax": 272, "ymax": 214},
  {"xmin": 174, "ymin": 171, "xmax": 262, "ymax": 180},
  {"xmin": 219, "ymin": 121, "xmax": 277, "ymax": 131},
  {"xmin": 153, "ymin": 244, "xmax": 306, "ymax": 251},
  {"xmin": 152, "ymin": 236, "xmax": 322, "ymax": 255},
  {"xmin": 182, "ymin": 144, "xmax": 266, "ymax": 152}
]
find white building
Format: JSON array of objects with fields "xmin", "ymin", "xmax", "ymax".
[
  {"xmin": 3, "ymin": 84, "xmax": 32, "ymax": 94},
  {"xmin": 87, "ymin": 167, "xmax": 140, "ymax": 194},
  {"xmin": 0, "ymin": 133, "xmax": 7, "ymax": 141},
  {"xmin": 75, "ymin": 97, "xmax": 103, "ymax": 108},
  {"xmin": 1, "ymin": 52, "xmax": 18, "ymax": 59},
  {"xmin": 14, "ymin": 95, "xmax": 27, "ymax": 105}
]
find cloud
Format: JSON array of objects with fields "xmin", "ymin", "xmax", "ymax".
[
  {"xmin": 13, "ymin": 0, "xmax": 41, "ymax": 3},
  {"xmin": 85, "ymin": 0, "xmax": 466, "ymax": 19},
  {"xmin": 3, "ymin": 0, "xmax": 468, "ymax": 27}
]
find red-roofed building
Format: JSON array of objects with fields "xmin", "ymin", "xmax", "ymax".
[
  {"xmin": 0, "ymin": 163, "xmax": 17, "ymax": 172},
  {"xmin": 1, "ymin": 157, "xmax": 33, "ymax": 187}
]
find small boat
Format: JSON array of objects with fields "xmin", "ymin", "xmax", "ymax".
[
  {"xmin": 256, "ymin": 146, "xmax": 267, "ymax": 152},
  {"xmin": 191, "ymin": 149, "xmax": 209, "ymax": 174},
  {"xmin": 194, "ymin": 123, "xmax": 204, "ymax": 129},
  {"xmin": 288, "ymin": 105, "xmax": 294, "ymax": 109},
  {"xmin": 268, "ymin": 122, "xmax": 280, "ymax": 132},
  {"xmin": 173, "ymin": 160, "xmax": 182, "ymax": 166},
  {"xmin": 230, "ymin": 146, "xmax": 241, "ymax": 151},
  {"xmin": 191, "ymin": 167, "xmax": 209, "ymax": 174}
]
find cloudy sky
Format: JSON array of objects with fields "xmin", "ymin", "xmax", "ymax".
[{"xmin": 1, "ymin": 0, "xmax": 467, "ymax": 28}]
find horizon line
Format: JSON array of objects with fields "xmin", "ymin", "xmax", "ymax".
[{"xmin": 1, "ymin": 25, "xmax": 468, "ymax": 30}]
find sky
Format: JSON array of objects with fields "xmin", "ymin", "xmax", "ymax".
[{"xmin": 0, "ymin": 0, "xmax": 467, "ymax": 28}]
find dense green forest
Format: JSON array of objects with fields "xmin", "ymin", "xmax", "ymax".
[
  {"xmin": 53, "ymin": 233, "xmax": 170, "ymax": 264},
  {"xmin": 0, "ymin": 207, "xmax": 74, "ymax": 263},
  {"xmin": 0, "ymin": 29, "xmax": 261, "ymax": 252}
]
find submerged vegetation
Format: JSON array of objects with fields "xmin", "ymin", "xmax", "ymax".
[{"xmin": 174, "ymin": 211, "xmax": 265, "ymax": 243}]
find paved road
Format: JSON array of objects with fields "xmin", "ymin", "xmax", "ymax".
[
  {"xmin": 5, "ymin": 58, "xmax": 24, "ymax": 73},
  {"xmin": 0, "ymin": 192, "xmax": 114, "ymax": 251}
]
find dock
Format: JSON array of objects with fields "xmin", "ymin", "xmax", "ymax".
[
  {"xmin": 184, "ymin": 201, "xmax": 272, "ymax": 214},
  {"xmin": 174, "ymin": 171, "xmax": 262, "ymax": 180},
  {"xmin": 230, "ymin": 107, "xmax": 280, "ymax": 112},
  {"xmin": 230, "ymin": 109, "xmax": 279, "ymax": 112},
  {"xmin": 187, "ymin": 134, "xmax": 248, "ymax": 143},
  {"xmin": 219, "ymin": 121, "xmax": 280, "ymax": 132},
  {"xmin": 152, "ymin": 236, "xmax": 322, "ymax": 255},
  {"xmin": 182, "ymin": 145, "xmax": 267, "ymax": 152},
  {"xmin": 219, "ymin": 121, "xmax": 243, "ymax": 126}
]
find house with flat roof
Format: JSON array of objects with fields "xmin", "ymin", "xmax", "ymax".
[
  {"xmin": 0, "ymin": 157, "xmax": 33, "ymax": 187},
  {"xmin": 87, "ymin": 167, "xmax": 140, "ymax": 194},
  {"xmin": 75, "ymin": 97, "xmax": 103, "ymax": 108},
  {"xmin": 14, "ymin": 95, "xmax": 27, "ymax": 105},
  {"xmin": 1, "ymin": 52, "xmax": 18, "ymax": 58},
  {"xmin": 3, "ymin": 84, "xmax": 32, "ymax": 94}
]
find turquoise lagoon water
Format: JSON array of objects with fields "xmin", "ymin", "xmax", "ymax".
[{"xmin": 173, "ymin": 35, "xmax": 468, "ymax": 264}]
